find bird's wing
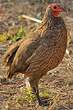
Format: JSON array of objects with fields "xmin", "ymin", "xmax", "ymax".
[
  {"xmin": 10, "ymin": 31, "xmax": 41, "ymax": 73},
  {"xmin": 11, "ymin": 28, "xmax": 53, "ymax": 73},
  {"xmin": 25, "ymin": 42, "xmax": 53, "ymax": 74},
  {"xmin": 3, "ymin": 29, "xmax": 40, "ymax": 66}
]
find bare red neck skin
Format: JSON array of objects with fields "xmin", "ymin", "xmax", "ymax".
[{"xmin": 52, "ymin": 11, "xmax": 60, "ymax": 17}]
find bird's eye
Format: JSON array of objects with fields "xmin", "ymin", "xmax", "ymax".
[{"xmin": 53, "ymin": 6, "xmax": 57, "ymax": 9}]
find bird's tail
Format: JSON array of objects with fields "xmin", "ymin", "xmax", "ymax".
[
  {"xmin": 7, "ymin": 67, "xmax": 14, "ymax": 79},
  {"xmin": 3, "ymin": 39, "xmax": 24, "ymax": 66}
]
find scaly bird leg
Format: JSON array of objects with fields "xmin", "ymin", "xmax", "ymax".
[{"xmin": 29, "ymin": 78, "xmax": 49, "ymax": 106}]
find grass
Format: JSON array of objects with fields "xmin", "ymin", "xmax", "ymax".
[
  {"xmin": 0, "ymin": 33, "xmax": 8, "ymax": 42},
  {"xmin": 11, "ymin": 26, "xmax": 26, "ymax": 42},
  {"xmin": 16, "ymin": 87, "xmax": 53, "ymax": 105},
  {"xmin": 0, "ymin": 26, "xmax": 26, "ymax": 43}
]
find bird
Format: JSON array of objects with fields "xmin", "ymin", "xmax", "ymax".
[{"xmin": 2, "ymin": 3, "xmax": 67, "ymax": 106}]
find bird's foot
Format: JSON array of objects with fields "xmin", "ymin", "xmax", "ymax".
[{"xmin": 38, "ymin": 97, "xmax": 49, "ymax": 106}]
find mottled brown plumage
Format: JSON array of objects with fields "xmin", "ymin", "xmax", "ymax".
[{"xmin": 3, "ymin": 3, "xmax": 67, "ymax": 105}]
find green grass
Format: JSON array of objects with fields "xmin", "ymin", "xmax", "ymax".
[
  {"xmin": 0, "ymin": 26, "xmax": 26, "ymax": 42},
  {"xmin": 0, "ymin": 33, "xmax": 8, "ymax": 42},
  {"xmin": 16, "ymin": 87, "xmax": 51, "ymax": 105},
  {"xmin": 16, "ymin": 87, "xmax": 36, "ymax": 104},
  {"xmin": 11, "ymin": 26, "xmax": 26, "ymax": 42}
]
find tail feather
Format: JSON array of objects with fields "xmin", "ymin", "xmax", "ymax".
[
  {"xmin": 3, "ymin": 39, "xmax": 24, "ymax": 66},
  {"xmin": 7, "ymin": 70, "xmax": 14, "ymax": 79},
  {"xmin": 6, "ymin": 66, "xmax": 15, "ymax": 79}
]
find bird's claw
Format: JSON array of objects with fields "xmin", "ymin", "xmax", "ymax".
[{"xmin": 38, "ymin": 97, "xmax": 49, "ymax": 106}]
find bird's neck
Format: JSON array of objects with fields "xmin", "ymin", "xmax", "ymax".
[
  {"xmin": 39, "ymin": 12, "xmax": 64, "ymax": 32},
  {"xmin": 38, "ymin": 14, "xmax": 54, "ymax": 32}
]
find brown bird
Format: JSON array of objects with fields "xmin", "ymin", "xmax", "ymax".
[{"xmin": 3, "ymin": 3, "xmax": 67, "ymax": 106}]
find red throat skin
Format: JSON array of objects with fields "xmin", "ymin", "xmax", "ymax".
[{"xmin": 52, "ymin": 11, "xmax": 60, "ymax": 17}]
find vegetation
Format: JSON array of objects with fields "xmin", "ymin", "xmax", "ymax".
[
  {"xmin": 11, "ymin": 26, "xmax": 26, "ymax": 42},
  {"xmin": 0, "ymin": 26, "xmax": 26, "ymax": 42}
]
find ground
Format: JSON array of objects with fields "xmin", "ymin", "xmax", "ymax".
[{"xmin": 0, "ymin": 1, "xmax": 73, "ymax": 110}]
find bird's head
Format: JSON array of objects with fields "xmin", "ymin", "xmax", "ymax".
[{"xmin": 46, "ymin": 3, "xmax": 64, "ymax": 17}]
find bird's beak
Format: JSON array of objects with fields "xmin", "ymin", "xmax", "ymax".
[{"xmin": 58, "ymin": 7, "xmax": 65, "ymax": 12}]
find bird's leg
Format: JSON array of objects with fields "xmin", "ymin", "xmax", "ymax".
[
  {"xmin": 32, "ymin": 85, "xmax": 49, "ymax": 106},
  {"xmin": 29, "ymin": 78, "xmax": 49, "ymax": 106},
  {"xmin": 29, "ymin": 78, "xmax": 41, "ymax": 103},
  {"xmin": 32, "ymin": 85, "xmax": 41, "ymax": 104}
]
